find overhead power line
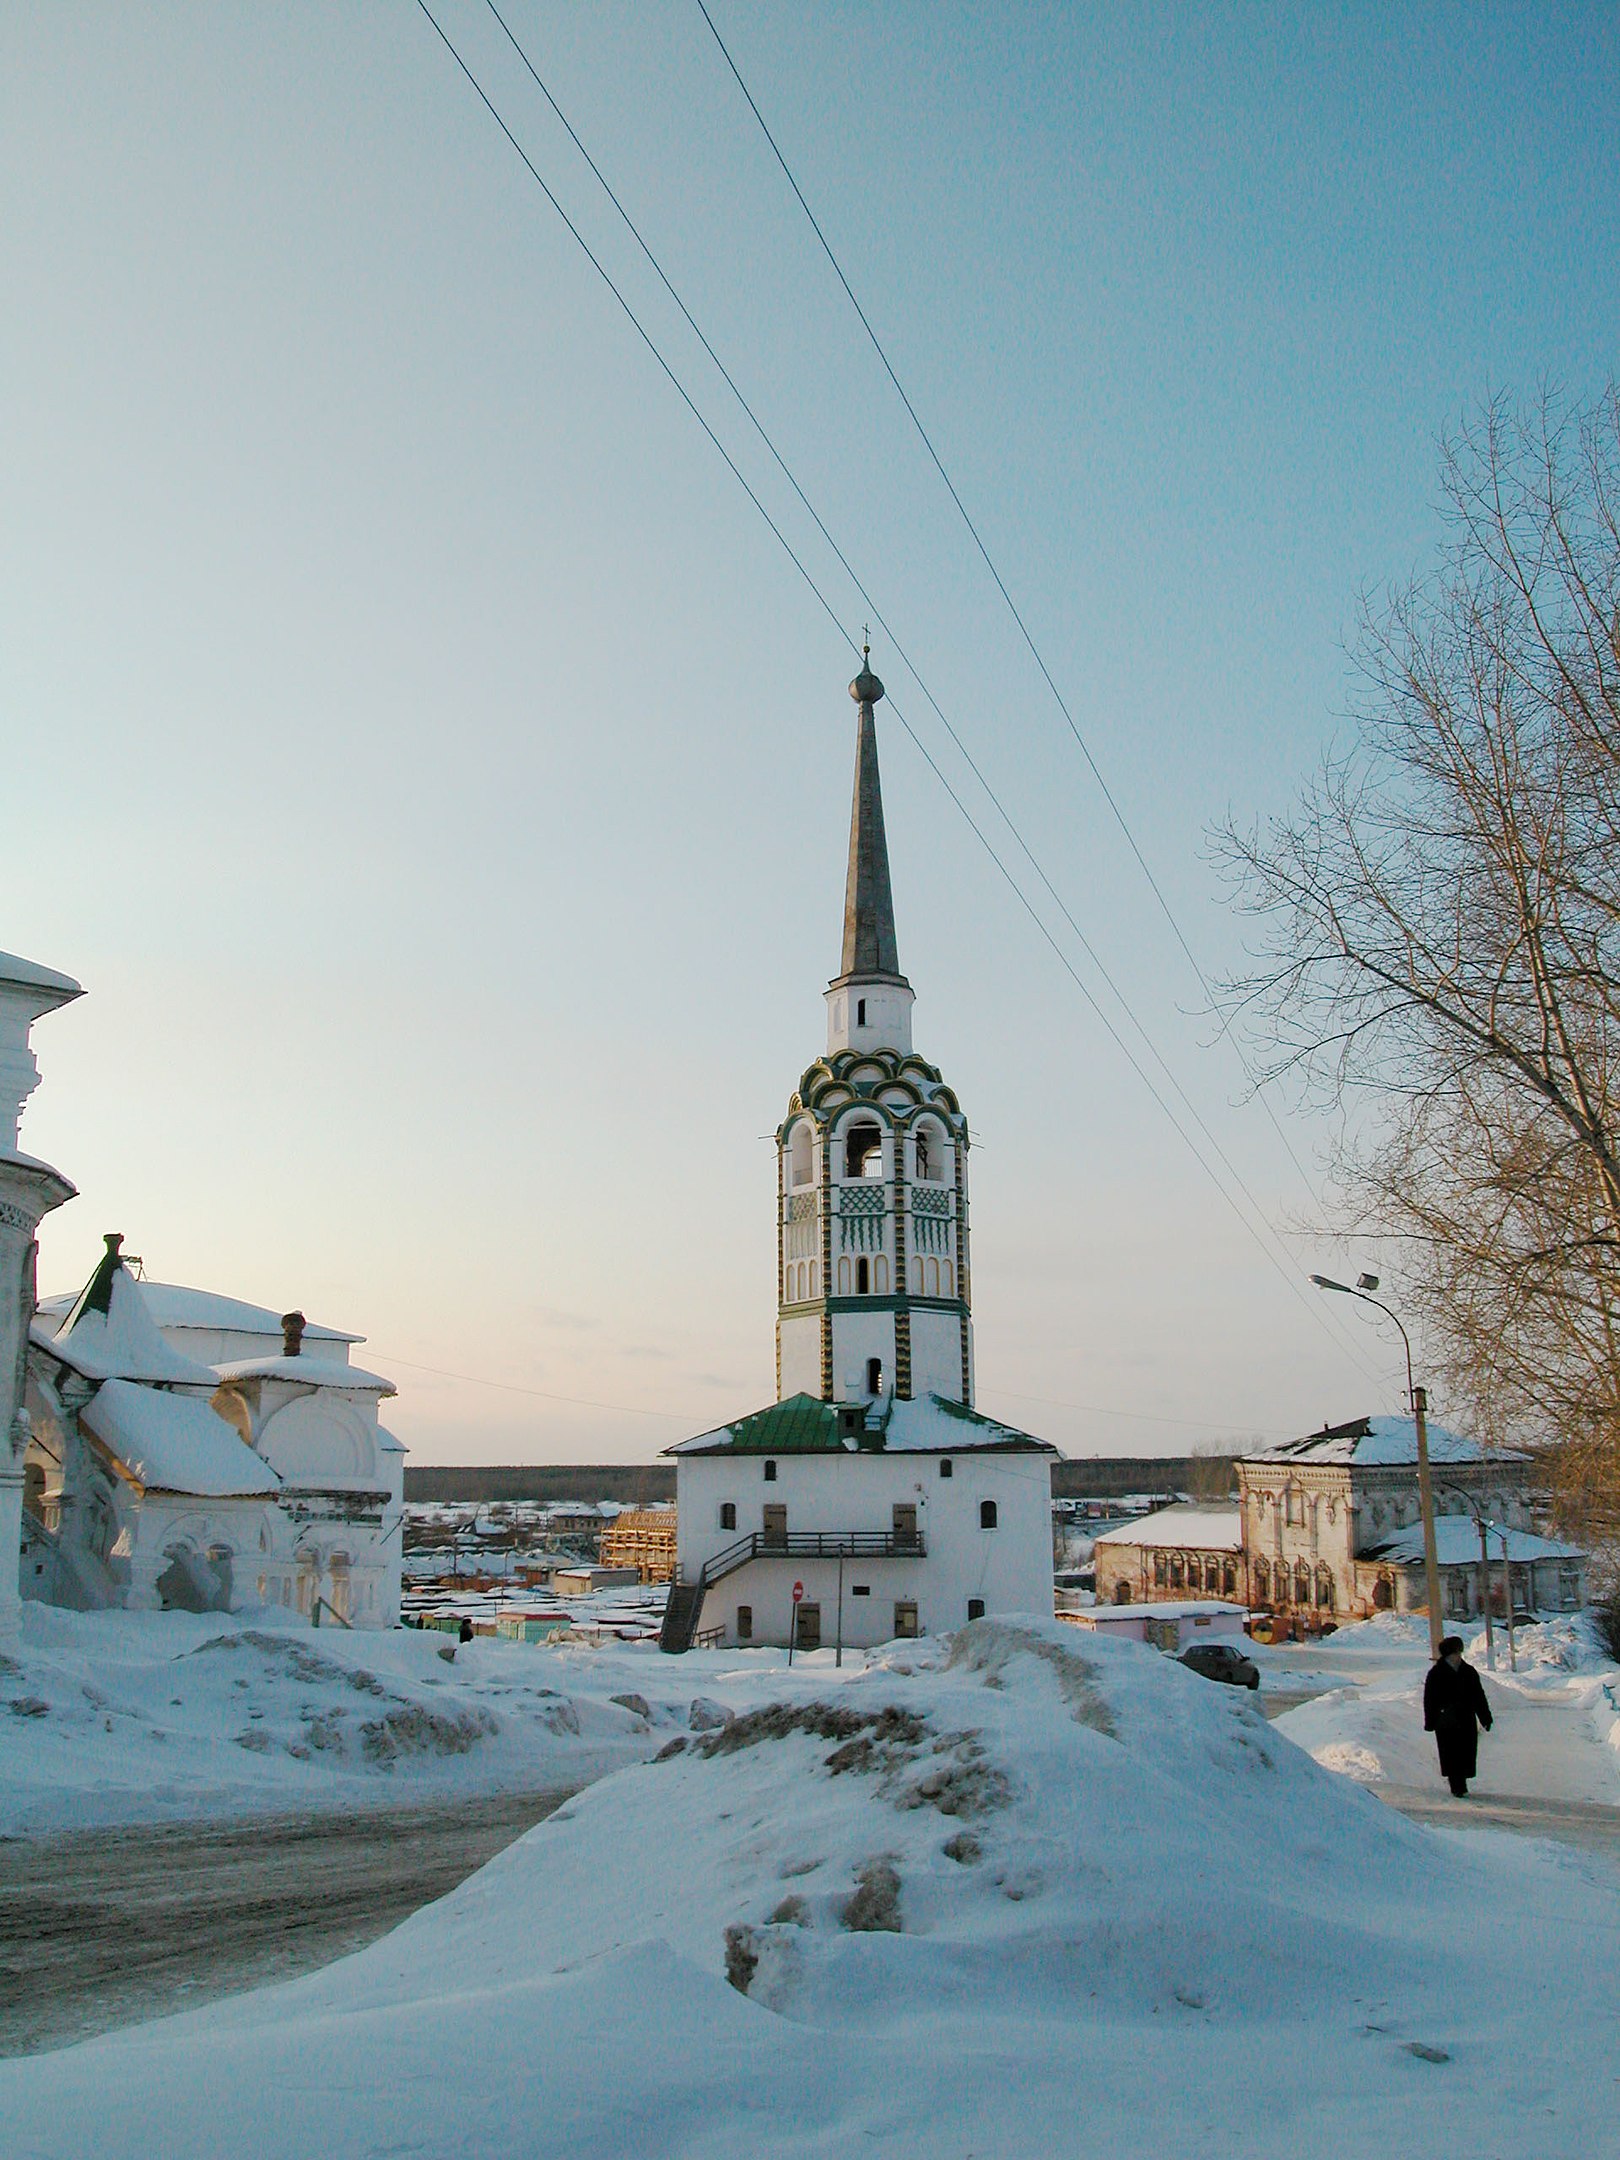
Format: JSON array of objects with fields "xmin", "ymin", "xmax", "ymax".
[
  {"xmin": 473, "ymin": 0, "xmax": 1328, "ymax": 1343},
  {"xmin": 692, "ymin": 0, "xmax": 1323, "ymax": 1202},
  {"xmin": 410, "ymin": 2, "xmax": 1378, "ymax": 1382}
]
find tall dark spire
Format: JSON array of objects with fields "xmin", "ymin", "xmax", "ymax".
[{"xmin": 836, "ymin": 646, "xmax": 909, "ymax": 986}]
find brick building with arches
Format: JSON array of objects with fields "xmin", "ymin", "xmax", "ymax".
[{"xmin": 1093, "ymin": 1415, "xmax": 1584, "ymax": 1628}]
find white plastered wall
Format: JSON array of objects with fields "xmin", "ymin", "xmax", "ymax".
[{"xmin": 675, "ymin": 1448, "xmax": 1052, "ymax": 1647}]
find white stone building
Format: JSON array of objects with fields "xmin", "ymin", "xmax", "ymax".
[
  {"xmin": 0, "ymin": 951, "xmax": 80, "ymax": 1645},
  {"xmin": 663, "ymin": 657, "xmax": 1057, "ymax": 1651},
  {"xmin": 24, "ymin": 1238, "xmax": 404, "ymax": 1627}
]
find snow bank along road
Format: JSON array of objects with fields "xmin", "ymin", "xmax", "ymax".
[
  {"xmin": 5, "ymin": 1617, "xmax": 1620, "ymax": 2160},
  {"xmin": 0, "ymin": 1789, "xmax": 573, "ymax": 2058}
]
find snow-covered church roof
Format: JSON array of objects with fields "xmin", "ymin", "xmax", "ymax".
[
  {"xmin": 34, "ymin": 1238, "xmax": 219, "ymax": 1386},
  {"xmin": 81, "ymin": 1378, "xmax": 281, "ymax": 1498},
  {"xmin": 1247, "ymin": 1414, "xmax": 1527, "ymax": 1469},
  {"xmin": 668, "ymin": 1391, "xmax": 1056, "ymax": 1458}
]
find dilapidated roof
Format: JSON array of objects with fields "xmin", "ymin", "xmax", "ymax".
[{"xmin": 1248, "ymin": 1415, "xmax": 1525, "ymax": 1469}]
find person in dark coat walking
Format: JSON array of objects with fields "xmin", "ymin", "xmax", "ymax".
[{"xmin": 1423, "ymin": 1636, "xmax": 1493, "ymax": 1796}]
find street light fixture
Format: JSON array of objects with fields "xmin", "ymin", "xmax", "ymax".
[{"xmin": 1310, "ymin": 1273, "xmax": 1444, "ymax": 1660}]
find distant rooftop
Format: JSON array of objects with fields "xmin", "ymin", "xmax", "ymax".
[
  {"xmin": 1093, "ymin": 1505, "xmax": 1242, "ymax": 1551},
  {"xmin": 1249, "ymin": 1415, "xmax": 1526, "ymax": 1469}
]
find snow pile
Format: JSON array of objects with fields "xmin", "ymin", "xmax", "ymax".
[
  {"xmin": 0, "ymin": 1602, "xmax": 777, "ymax": 1834},
  {"xmin": 5, "ymin": 1618, "xmax": 1619, "ymax": 2156}
]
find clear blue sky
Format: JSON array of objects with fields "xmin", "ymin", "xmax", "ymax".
[{"xmin": 3, "ymin": 2, "xmax": 1615, "ymax": 1463}]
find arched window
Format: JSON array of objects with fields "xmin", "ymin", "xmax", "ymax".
[
  {"xmin": 1114, "ymin": 1579, "xmax": 1132, "ymax": 1605},
  {"xmin": 1253, "ymin": 1558, "xmax": 1270, "ymax": 1600},
  {"xmin": 837, "ymin": 1257, "xmax": 851, "ymax": 1295},
  {"xmin": 1168, "ymin": 1555, "xmax": 1184, "ymax": 1587},
  {"xmin": 763, "ymin": 1459, "xmax": 778, "ymax": 1483},
  {"xmin": 1153, "ymin": 1553, "xmax": 1168, "ymax": 1586},
  {"xmin": 789, "ymin": 1124, "xmax": 813, "ymax": 1188},
  {"xmin": 979, "ymin": 1499, "xmax": 998, "ymax": 1529},
  {"xmin": 912, "ymin": 1256, "xmax": 924, "ymax": 1293},
  {"xmin": 1222, "ymin": 1561, "xmax": 1237, "ymax": 1598},
  {"xmin": 720, "ymin": 1502, "xmax": 736, "ymax": 1531},
  {"xmin": 856, "ymin": 1256, "xmax": 870, "ymax": 1294},
  {"xmin": 967, "ymin": 1597, "xmax": 985, "ymax": 1622},
  {"xmin": 915, "ymin": 1128, "xmax": 933, "ymax": 1180},
  {"xmin": 926, "ymin": 1257, "xmax": 940, "ymax": 1296},
  {"xmin": 941, "ymin": 1263, "xmax": 954, "ymax": 1297},
  {"xmin": 845, "ymin": 1123, "xmax": 882, "ymax": 1179},
  {"xmin": 873, "ymin": 1254, "xmax": 889, "ymax": 1294},
  {"xmin": 1293, "ymin": 1562, "xmax": 1311, "ymax": 1606},
  {"xmin": 939, "ymin": 1459, "xmax": 953, "ymax": 1479},
  {"xmin": 866, "ymin": 1357, "xmax": 883, "ymax": 1396},
  {"xmin": 1316, "ymin": 1568, "xmax": 1335, "ymax": 1611}
]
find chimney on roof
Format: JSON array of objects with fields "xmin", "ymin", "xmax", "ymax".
[{"xmin": 281, "ymin": 1310, "xmax": 306, "ymax": 1359}]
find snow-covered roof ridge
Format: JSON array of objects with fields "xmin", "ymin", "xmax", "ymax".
[
  {"xmin": 1248, "ymin": 1413, "xmax": 1527, "ymax": 1468},
  {"xmin": 38, "ymin": 1242, "xmax": 219, "ymax": 1386},
  {"xmin": 1092, "ymin": 1505, "xmax": 1242, "ymax": 1551},
  {"xmin": 34, "ymin": 1284, "xmax": 359, "ymax": 1344},
  {"xmin": 81, "ymin": 1379, "xmax": 281, "ymax": 1497},
  {"xmin": 0, "ymin": 949, "xmax": 81, "ymax": 1000},
  {"xmin": 214, "ymin": 1353, "xmax": 395, "ymax": 1394}
]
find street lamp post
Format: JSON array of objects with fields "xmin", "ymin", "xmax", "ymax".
[{"xmin": 1311, "ymin": 1273, "xmax": 1444, "ymax": 1662}]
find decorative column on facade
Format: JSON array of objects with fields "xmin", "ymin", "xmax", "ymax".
[
  {"xmin": 0, "ymin": 954, "xmax": 80, "ymax": 1643},
  {"xmin": 818, "ymin": 1134, "xmax": 834, "ymax": 1400}
]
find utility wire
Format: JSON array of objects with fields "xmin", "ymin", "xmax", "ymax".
[
  {"xmin": 472, "ymin": 0, "xmax": 1376, "ymax": 1378},
  {"xmin": 376, "ymin": 1350, "xmax": 697, "ymax": 1421},
  {"xmin": 693, "ymin": 0, "xmax": 1323, "ymax": 1201},
  {"xmin": 479, "ymin": 0, "xmax": 1315, "ymax": 1333},
  {"xmin": 412, "ymin": 2, "xmax": 1378, "ymax": 1379}
]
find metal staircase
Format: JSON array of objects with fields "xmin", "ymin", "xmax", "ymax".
[{"xmin": 657, "ymin": 1528, "xmax": 926, "ymax": 1653}]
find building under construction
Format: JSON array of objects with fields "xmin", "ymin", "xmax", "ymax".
[{"xmin": 597, "ymin": 1504, "xmax": 677, "ymax": 1584}]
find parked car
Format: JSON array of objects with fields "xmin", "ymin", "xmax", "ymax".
[{"xmin": 1178, "ymin": 1641, "xmax": 1260, "ymax": 1690}]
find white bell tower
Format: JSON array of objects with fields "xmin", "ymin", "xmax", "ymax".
[{"xmin": 776, "ymin": 658, "xmax": 974, "ymax": 1411}]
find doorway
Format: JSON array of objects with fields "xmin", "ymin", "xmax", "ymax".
[
  {"xmin": 892, "ymin": 1503, "xmax": 918, "ymax": 1549},
  {"xmin": 795, "ymin": 1601, "xmax": 822, "ymax": 1651},
  {"xmin": 762, "ymin": 1504, "xmax": 787, "ymax": 1548}
]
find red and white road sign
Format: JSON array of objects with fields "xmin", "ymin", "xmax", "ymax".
[{"xmin": 792, "ymin": 1581, "xmax": 804, "ymax": 1603}]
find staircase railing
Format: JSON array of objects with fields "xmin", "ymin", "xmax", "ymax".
[{"xmin": 686, "ymin": 1527, "xmax": 927, "ymax": 1590}]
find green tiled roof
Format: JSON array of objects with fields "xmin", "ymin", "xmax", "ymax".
[
  {"xmin": 678, "ymin": 1393, "xmax": 844, "ymax": 1455},
  {"xmin": 668, "ymin": 1390, "xmax": 1057, "ymax": 1458}
]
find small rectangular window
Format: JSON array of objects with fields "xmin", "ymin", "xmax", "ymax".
[
  {"xmin": 851, "ymin": 1584, "xmax": 870, "ymax": 1597},
  {"xmin": 736, "ymin": 1605, "xmax": 752, "ymax": 1641},
  {"xmin": 967, "ymin": 1597, "xmax": 985, "ymax": 1622}
]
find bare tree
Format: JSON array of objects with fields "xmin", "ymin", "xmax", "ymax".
[{"xmin": 1217, "ymin": 386, "xmax": 1620, "ymax": 1543}]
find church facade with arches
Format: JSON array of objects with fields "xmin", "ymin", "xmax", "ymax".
[{"xmin": 664, "ymin": 658, "xmax": 1056, "ymax": 1653}]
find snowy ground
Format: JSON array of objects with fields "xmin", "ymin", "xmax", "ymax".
[
  {"xmin": 5, "ymin": 1615, "xmax": 1619, "ymax": 2157},
  {"xmin": 0, "ymin": 1600, "xmax": 798, "ymax": 1836}
]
